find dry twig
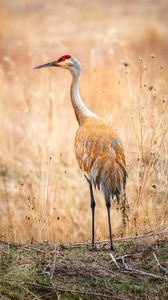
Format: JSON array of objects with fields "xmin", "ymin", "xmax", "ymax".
[
  {"xmin": 116, "ymin": 256, "xmax": 168, "ymax": 281},
  {"xmin": 110, "ymin": 252, "xmax": 120, "ymax": 269},
  {"xmin": 153, "ymin": 252, "xmax": 168, "ymax": 274},
  {"xmin": 1, "ymin": 279, "xmax": 130, "ymax": 300}
]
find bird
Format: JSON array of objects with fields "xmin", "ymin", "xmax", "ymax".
[{"xmin": 34, "ymin": 54, "xmax": 127, "ymax": 251}]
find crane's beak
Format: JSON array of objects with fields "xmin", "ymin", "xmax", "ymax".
[{"xmin": 34, "ymin": 60, "xmax": 59, "ymax": 69}]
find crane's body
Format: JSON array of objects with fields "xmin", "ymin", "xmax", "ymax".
[
  {"xmin": 34, "ymin": 55, "xmax": 127, "ymax": 251},
  {"xmin": 75, "ymin": 116, "xmax": 127, "ymax": 196}
]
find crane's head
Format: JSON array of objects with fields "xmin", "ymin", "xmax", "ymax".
[{"xmin": 34, "ymin": 55, "xmax": 81, "ymax": 73}]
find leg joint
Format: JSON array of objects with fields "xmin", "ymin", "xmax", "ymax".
[
  {"xmin": 106, "ymin": 202, "xmax": 111, "ymax": 208},
  {"xmin": 106, "ymin": 198, "xmax": 111, "ymax": 208},
  {"xmin": 91, "ymin": 200, "xmax": 96, "ymax": 209},
  {"xmin": 89, "ymin": 184, "xmax": 96, "ymax": 209},
  {"xmin": 105, "ymin": 191, "xmax": 111, "ymax": 208}
]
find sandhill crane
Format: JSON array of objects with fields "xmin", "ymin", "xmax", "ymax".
[{"xmin": 34, "ymin": 55, "xmax": 127, "ymax": 251}]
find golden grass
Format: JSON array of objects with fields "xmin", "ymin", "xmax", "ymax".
[{"xmin": 0, "ymin": 0, "xmax": 167, "ymax": 244}]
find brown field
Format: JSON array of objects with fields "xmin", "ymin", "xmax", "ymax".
[
  {"xmin": 1, "ymin": 237, "xmax": 168, "ymax": 299},
  {"xmin": 0, "ymin": 0, "xmax": 168, "ymax": 245}
]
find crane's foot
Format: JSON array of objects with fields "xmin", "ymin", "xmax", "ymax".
[
  {"xmin": 110, "ymin": 244, "xmax": 115, "ymax": 252},
  {"xmin": 90, "ymin": 241, "xmax": 97, "ymax": 251}
]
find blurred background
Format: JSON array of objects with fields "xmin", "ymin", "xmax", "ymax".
[{"xmin": 0, "ymin": 0, "xmax": 167, "ymax": 244}]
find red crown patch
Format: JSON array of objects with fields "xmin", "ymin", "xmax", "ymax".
[{"xmin": 58, "ymin": 55, "xmax": 71, "ymax": 62}]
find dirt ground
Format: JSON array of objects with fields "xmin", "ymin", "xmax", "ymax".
[
  {"xmin": 0, "ymin": 0, "xmax": 168, "ymax": 245},
  {"xmin": 0, "ymin": 233, "xmax": 168, "ymax": 300}
]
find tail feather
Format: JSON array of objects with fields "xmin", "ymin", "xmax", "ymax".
[{"xmin": 90, "ymin": 154, "xmax": 127, "ymax": 202}]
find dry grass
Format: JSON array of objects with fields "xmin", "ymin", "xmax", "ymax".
[
  {"xmin": 0, "ymin": 0, "xmax": 168, "ymax": 244},
  {"xmin": 0, "ymin": 236, "xmax": 168, "ymax": 299}
]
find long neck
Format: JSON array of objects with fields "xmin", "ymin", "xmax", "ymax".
[{"xmin": 70, "ymin": 68, "xmax": 96, "ymax": 125}]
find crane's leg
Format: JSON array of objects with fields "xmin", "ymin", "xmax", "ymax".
[
  {"xmin": 89, "ymin": 183, "xmax": 96, "ymax": 248},
  {"xmin": 84, "ymin": 175, "xmax": 96, "ymax": 248},
  {"xmin": 105, "ymin": 194, "xmax": 114, "ymax": 251}
]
